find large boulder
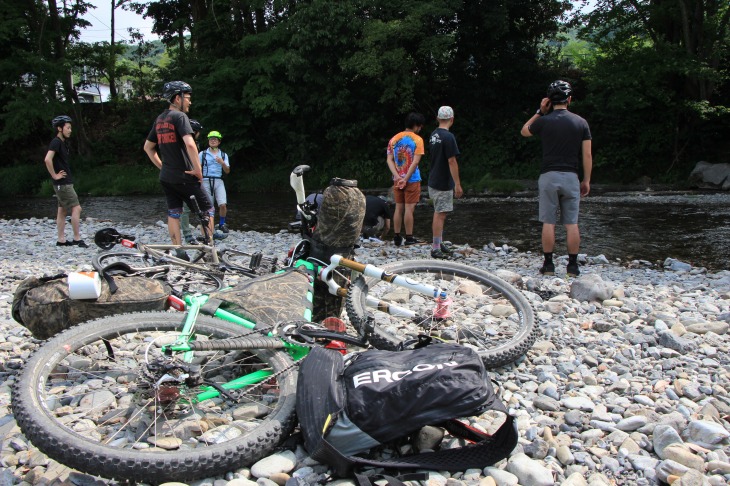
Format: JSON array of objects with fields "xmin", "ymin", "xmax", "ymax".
[{"xmin": 688, "ymin": 161, "xmax": 730, "ymax": 190}]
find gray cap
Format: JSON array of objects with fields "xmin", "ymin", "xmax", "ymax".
[{"xmin": 437, "ymin": 106, "xmax": 454, "ymax": 119}]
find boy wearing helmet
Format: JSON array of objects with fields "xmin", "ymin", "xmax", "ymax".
[
  {"xmin": 45, "ymin": 116, "xmax": 87, "ymax": 248},
  {"xmin": 200, "ymin": 130, "xmax": 231, "ymax": 233},
  {"xmin": 144, "ymin": 81, "xmax": 214, "ymax": 249},
  {"xmin": 521, "ymin": 80, "xmax": 592, "ymax": 277}
]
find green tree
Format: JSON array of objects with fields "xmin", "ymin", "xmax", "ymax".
[{"xmin": 575, "ymin": 0, "xmax": 730, "ymax": 180}]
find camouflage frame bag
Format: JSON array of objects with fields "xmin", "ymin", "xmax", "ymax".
[
  {"xmin": 204, "ymin": 266, "xmax": 313, "ymax": 326},
  {"xmin": 12, "ymin": 274, "xmax": 171, "ymax": 340}
]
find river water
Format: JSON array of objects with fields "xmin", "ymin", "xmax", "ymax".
[{"xmin": 3, "ymin": 192, "xmax": 729, "ymax": 270}]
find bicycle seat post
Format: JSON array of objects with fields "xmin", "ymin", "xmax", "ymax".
[{"xmin": 189, "ymin": 195, "xmax": 212, "ymax": 245}]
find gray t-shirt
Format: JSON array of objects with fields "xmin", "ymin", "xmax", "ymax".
[{"xmin": 529, "ymin": 109, "xmax": 591, "ymax": 174}]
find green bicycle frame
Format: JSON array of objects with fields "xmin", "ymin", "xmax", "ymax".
[{"xmin": 162, "ymin": 259, "xmax": 318, "ymax": 403}]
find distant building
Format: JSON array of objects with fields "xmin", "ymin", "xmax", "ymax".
[{"xmin": 77, "ymin": 80, "xmax": 134, "ymax": 103}]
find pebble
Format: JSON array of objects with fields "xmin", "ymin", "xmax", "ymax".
[{"xmin": 0, "ymin": 216, "xmax": 729, "ymax": 485}]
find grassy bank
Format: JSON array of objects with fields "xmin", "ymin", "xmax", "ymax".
[{"xmin": 1, "ymin": 161, "xmax": 530, "ymax": 197}]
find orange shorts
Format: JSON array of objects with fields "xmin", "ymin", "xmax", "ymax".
[{"xmin": 393, "ymin": 182, "xmax": 421, "ymax": 204}]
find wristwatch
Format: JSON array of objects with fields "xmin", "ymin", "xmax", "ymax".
[{"xmin": 535, "ymin": 108, "xmax": 543, "ymax": 116}]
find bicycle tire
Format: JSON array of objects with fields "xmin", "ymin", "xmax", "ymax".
[
  {"xmin": 346, "ymin": 260, "xmax": 538, "ymax": 368},
  {"xmin": 12, "ymin": 312, "xmax": 298, "ymax": 483},
  {"xmin": 93, "ymin": 250, "xmax": 225, "ymax": 294}
]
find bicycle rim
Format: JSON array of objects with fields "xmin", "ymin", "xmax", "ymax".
[
  {"xmin": 346, "ymin": 260, "xmax": 538, "ymax": 368},
  {"xmin": 12, "ymin": 312, "xmax": 298, "ymax": 483}
]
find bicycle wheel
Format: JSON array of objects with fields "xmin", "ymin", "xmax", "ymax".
[
  {"xmin": 93, "ymin": 250, "xmax": 225, "ymax": 294},
  {"xmin": 346, "ymin": 260, "xmax": 537, "ymax": 368},
  {"xmin": 12, "ymin": 312, "xmax": 298, "ymax": 483}
]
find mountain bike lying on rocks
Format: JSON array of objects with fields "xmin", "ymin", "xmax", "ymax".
[
  {"xmin": 92, "ymin": 196, "xmax": 278, "ymax": 295},
  {"xmin": 12, "ymin": 168, "xmax": 537, "ymax": 483}
]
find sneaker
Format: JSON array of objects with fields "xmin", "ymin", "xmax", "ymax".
[
  {"xmin": 393, "ymin": 234, "xmax": 403, "ymax": 247},
  {"xmin": 185, "ymin": 236, "xmax": 197, "ymax": 245},
  {"xmin": 404, "ymin": 237, "xmax": 422, "ymax": 246},
  {"xmin": 213, "ymin": 230, "xmax": 228, "ymax": 240},
  {"xmin": 430, "ymin": 248, "xmax": 449, "ymax": 259},
  {"xmin": 539, "ymin": 261, "xmax": 555, "ymax": 276},
  {"xmin": 219, "ymin": 224, "xmax": 229, "ymax": 233},
  {"xmin": 56, "ymin": 241, "xmax": 71, "ymax": 247},
  {"xmin": 174, "ymin": 249, "xmax": 190, "ymax": 262},
  {"xmin": 71, "ymin": 240, "xmax": 88, "ymax": 248},
  {"xmin": 440, "ymin": 243, "xmax": 454, "ymax": 254},
  {"xmin": 566, "ymin": 262, "xmax": 580, "ymax": 277}
]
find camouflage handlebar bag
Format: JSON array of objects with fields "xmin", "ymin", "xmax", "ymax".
[{"xmin": 12, "ymin": 274, "xmax": 171, "ymax": 340}]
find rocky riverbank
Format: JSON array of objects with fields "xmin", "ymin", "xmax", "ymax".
[{"xmin": 1, "ymin": 217, "xmax": 729, "ymax": 486}]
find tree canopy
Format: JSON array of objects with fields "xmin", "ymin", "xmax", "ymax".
[{"xmin": 0, "ymin": 0, "xmax": 728, "ymax": 195}]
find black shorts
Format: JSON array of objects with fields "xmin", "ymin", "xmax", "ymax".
[{"xmin": 160, "ymin": 181, "xmax": 213, "ymax": 213}]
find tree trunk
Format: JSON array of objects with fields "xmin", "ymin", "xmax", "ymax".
[{"xmin": 109, "ymin": 0, "xmax": 118, "ymax": 99}]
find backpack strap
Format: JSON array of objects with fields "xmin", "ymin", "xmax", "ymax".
[{"xmin": 319, "ymin": 415, "xmax": 517, "ymax": 477}]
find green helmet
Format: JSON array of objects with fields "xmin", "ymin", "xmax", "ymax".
[{"xmin": 207, "ymin": 130, "xmax": 222, "ymax": 140}]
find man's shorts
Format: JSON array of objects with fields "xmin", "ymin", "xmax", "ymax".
[
  {"xmin": 160, "ymin": 181, "xmax": 213, "ymax": 214},
  {"xmin": 538, "ymin": 171, "xmax": 580, "ymax": 225},
  {"xmin": 393, "ymin": 182, "xmax": 421, "ymax": 204},
  {"xmin": 428, "ymin": 187, "xmax": 454, "ymax": 213},
  {"xmin": 201, "ymin": 178, "xmax": 227, "ymax": 206},
  {"xmin": 53, "ymin": 184, "xmax": 80, "ymax": 210}
]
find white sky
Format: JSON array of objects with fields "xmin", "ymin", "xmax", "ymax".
[{"xmin": 80, "ymin": 0, "xmax": 158, "ymax": 43}]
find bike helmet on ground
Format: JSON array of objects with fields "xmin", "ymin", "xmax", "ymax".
[
  {"xmin": 94, "ymin": 227, "xmax": 122, "ymax": 250},
  {"xmin": 51, "ymin": 115, "xmax": 72, "ymax": 129},
  {"xmin": 547, "ymin": 80, "xmax": 572, "ymax": 103},
  {"xmin": 162, "ymin": 81, "xmax": 192, "ymax": 102},
  {"xmin": 207, "ymin": 130, "xmax": 222, "ymax": 139},
  {"xmin": 189, "ymin": 119, "xmax": 203, "ymax": 133}
]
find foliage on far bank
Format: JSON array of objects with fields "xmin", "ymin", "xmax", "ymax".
[{"xmin": 0, "ymin": 0, "xmax": 727, "ymax": 198}]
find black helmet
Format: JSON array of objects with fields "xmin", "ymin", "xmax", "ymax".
[
  {"xmin": 547, "ymin": 80, "xmax": 572, "ymax": 103},
  {"xmin": 51, "ymin": 115, "xmax": 72, "ymax": 129},
  {"xmin": 162, "ymin": 81, "xmax": 192, "ymax": 102},
  {"xmin": 189, "ymin": 119, "xmax": 203, "ymax": 133}
]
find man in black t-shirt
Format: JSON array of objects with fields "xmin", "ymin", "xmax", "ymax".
[
  {"xmin": 144, "ymin": 81, "xmax": 213, "ymax": 248},
  {"xmin": 362, "ymin": 195, "xmax": 393, "ymax": 240},
  {"xmin": 521, "ymin": 80, "xmax": 592, "ymax": 277},
  {"xmin": 428, "ymin": 106, "xmax": 463, "ymax": 259},
  {"xmin": 44, "ymin": 115, "xmax": 87, "ymax": 248}
]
